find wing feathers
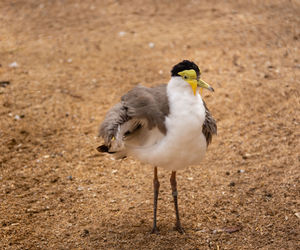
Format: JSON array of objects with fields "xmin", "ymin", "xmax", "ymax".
[
  {"xmin": 121, "ymin": 85, "xmax": 169, "ymax": 134},
  {"xmin": 99, "ymin": 85, "xmax": 169, "ymax": 151},
  {"xmin": 202, "ymin": 101, "xmax": 217, "ymax": 146}
]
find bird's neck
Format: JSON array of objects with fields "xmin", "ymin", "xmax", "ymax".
[{"xmin": 167, "ymin": 77, "xmax": 201, "ymax": 99}]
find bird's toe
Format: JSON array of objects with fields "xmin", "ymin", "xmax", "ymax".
[
  {"xmin": 150, "ymin": 226, "xmax": 160, "ymax": 234},
  {"xmin": 174, "ymin": 225, "xmax": 185, "ymax": 234}
]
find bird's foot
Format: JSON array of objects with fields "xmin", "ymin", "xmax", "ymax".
[
  {"xmin": 150, "ymin": 226, "xmax": 160, "ymax": 234},
  {"xmin": 174, "ymin": 224, "xmax": 185, "ymax": 234}
]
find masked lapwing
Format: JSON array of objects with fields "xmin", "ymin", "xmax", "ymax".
[{"xmin": 97, "ymin": 60, "xmax": 217, "ymax": 234}]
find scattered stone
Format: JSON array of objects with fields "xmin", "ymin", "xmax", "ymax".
[
  {"xmin": 118, "ymin": 31, "xmax": 126, "ymax": 37},
  {"xmin": 50, "ymin": 177, "xmax": 59, "ymax": 183},
  {"xmin": 212, "ymin": 226, "xmax": 242, "ymax": 234},
  {"xmin": 242, "ymin": 153, "xmax": 251, "ymax": 159},
  {"xmin": 229, "ymin": 181, "xmax": 235, "ymax": 187},
  {"xmin": 223, "ymin": 226, "xmax": 242, "ymax": 233},
  {"xmin": 265, "ymin": 193, "xmax": 272, "ymax": 198},
  {"xmin": 67, "ymin": 58, "xmax": 72, "ymax": 63},
  {"xmin": 294, "ymin": 212, "xmax": 300, "ymax": 219},
  {"xmin": 187, "ymin": 177, "xmax": 194, "ymax": 181},
  {"xmin": 0, "ymin": 81, "xmax": 10, "ymax": 87},
  {"xmin": 111, "ymin": 169, "xmax": 118, "ymax": 174},
  {"xmin": 67, "ymin": 175, "xmax": 73, "ymax": 180},
  {"xmin": 212, "ymin": 229, "xmax": 222, "ymax": 234},
  {"xmin": 81, "ymin": 229, "xmax": 89, "ymax": 237},
  {"xmin": 14, "ymin": 115, "xmax": 21, "ymax": 120},
  {"xmin": 77, "ymin": 186, "xmax": 83, "ymax": 191},
  {"xmin": 9, "ymin": 62, "xmax": 18, "ymax": 68},
  {"xmin": 237, "ymin": 169, "xmax": 245, "ymax": 173},
  {"xmin": 148, "ymin": 42, "xmax": 155, "ymax": 48},
  {"xmin": 225, "ymin": 171, "xmax": 230, "ymax": 176}
]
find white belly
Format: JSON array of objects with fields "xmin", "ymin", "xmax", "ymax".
[{"xmin": 128, "ymin": 78, "xmax": 207, "ymax": 171}]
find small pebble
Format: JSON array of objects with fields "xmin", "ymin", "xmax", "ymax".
[
  {"xmin": 266, "ymin": 193, "xmax": 272, "ymax": 198},
  {"xmin": 187, "ymin": 177, "xmax": 194, "ymax": 181},
  {"xmin": 111, "ymin": 169, "xmax": 118, "ymax": 174},
  {"xmin": 77, "ymin": 186, "xmax": 84, "ymax": 191},
  {"xmin": 9, "ymin": 62, "xmax": 18, "ymax": 68},
  {"xmin": 67, "ymin": 175, "xmax": 73, "ymax": 180},
  {"xmin": 148, "ymin": 42, "xmax": 155, "ymax": 48},
  {"xmin": 0, "ymin": 81, "xmax": 10, "ymax": 87},
  {"xmin": 118, "ymin": 31, "xmax": 126, "ymax": 37},
  {"xmin": 229, "ymin": 181, "xmax": 235, "ymax": 187},
  {"xmin": 81, "ymin": 229, "xmax": 89, "ymax": 237},
  {"xmin": 14, "ymin": 115, "xmax": 21, "ymax": 120},
  {"xmin": 242, "ymin": 153, "xmax": 251, "ymax": 159}
]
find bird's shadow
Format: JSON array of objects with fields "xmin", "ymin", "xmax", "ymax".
[{"xmin": 89, "ymin": 217, "xmax": 190, "ymax": 248}]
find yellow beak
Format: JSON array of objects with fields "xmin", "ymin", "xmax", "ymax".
[{"xmin": 197, "ymin": 78, "xmax": 214, "ymax": 92}]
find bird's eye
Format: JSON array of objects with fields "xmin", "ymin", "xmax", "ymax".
[{"xmin": 183, "ymin": 75, "xmax": 188, "ymax": 80}]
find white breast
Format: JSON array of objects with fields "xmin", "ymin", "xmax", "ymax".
[{"xmin": 128, "ymin": 77, "xmax": 207, "ymax": 171}]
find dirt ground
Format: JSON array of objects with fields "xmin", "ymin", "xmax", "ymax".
[{"xmin": 0, "ymin": 0, "xmax": 299, "ymax": 249}]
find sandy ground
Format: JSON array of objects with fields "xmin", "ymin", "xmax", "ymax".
[{"xmin": 1, "ymin": 0, "xmax": 300, "ymax": 249}]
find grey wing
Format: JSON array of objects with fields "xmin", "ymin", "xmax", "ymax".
[
  {"xmin": 98, "ymin": 84, "xmax": 169, "ymax": 153},
  {"xmin": 202, "ymin": 101, "xmax": 217, "ymax": 146},
  {"xmin": 122, "ymin": 84, "xmax": 169, "ymax": 134},
  {"xmin": 98, "ymin": 102, "xmax": 130, "ymax": 145}
]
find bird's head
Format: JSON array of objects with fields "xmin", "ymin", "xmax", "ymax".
[{"xmin": 171, "ymin": 60, "xmax": 214, "ymax": 95}]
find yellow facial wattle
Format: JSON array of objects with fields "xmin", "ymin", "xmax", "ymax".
[
  {"xmin": 178, "ymin": 69, "xmax": 214, "ymax": 96},
  {"xmin": 177, "ymin": 69, "xmax": 198, "ymax": 96}
]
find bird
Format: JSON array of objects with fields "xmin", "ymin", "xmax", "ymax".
[{"xmin": 97, "ymin": 60, "xmax": 217, "ymax": 234}]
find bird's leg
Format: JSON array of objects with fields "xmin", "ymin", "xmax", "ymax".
[
  {"xmin": 151, "ymin": 166, "xmax": 160, "ymax": 234},
  {"xmin": 170, "ymin": 171, "xmax": 184, "ymax": 234}
]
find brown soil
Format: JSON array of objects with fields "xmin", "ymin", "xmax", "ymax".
[{"xmin": 1, "ymin": 0, "xmax": 299, "ymax": 249}]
